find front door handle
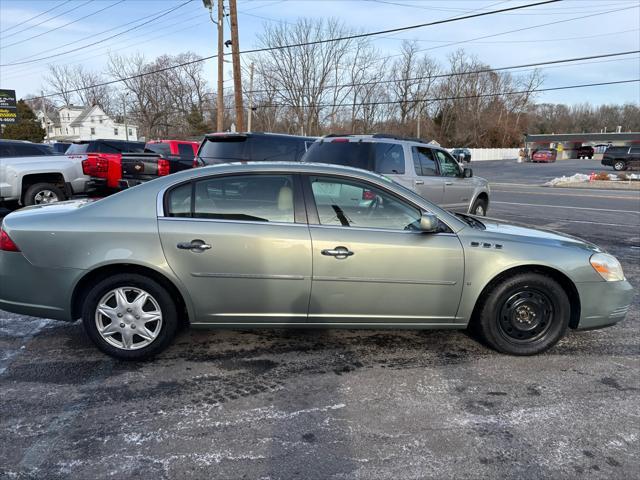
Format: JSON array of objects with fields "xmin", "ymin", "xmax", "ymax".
[
  {"xmin": 445, "ymin": 181, "xmax": 453, "ymax": 186},
  {"xmin": 414, "ymin": 180, "xmax": 424, "ymax": 185},
  {"xmin": 177, "ymin": 239, "xmax": 212, "ymax": 252},
  {"xmin": 321, "ymin": 246, "xmax": 354, "ymax": 259}
]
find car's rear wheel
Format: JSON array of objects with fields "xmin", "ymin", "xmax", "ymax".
[
  {"xmin": 82, "ymin": 274, "xmax": 178, "ymax": 360},
  {"xmin": 613, "ymin": 160, "xmax": 626, "ymax": 171},
  {"xmin": 23, "ymin": 183, "xmax": 65, "ymax": 206},
  {"xmin": 471, "ymin": 197, "xmax": 488, "ymax": 216},
  {"xmin": 472, "ymin": 272, "xmax": 570, "ymax": 355}
]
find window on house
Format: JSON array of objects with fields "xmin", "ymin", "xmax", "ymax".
[
  {"xmin": 128, "ymin": 128, "xmax": 133, "ymax": 136},
  {"xmin": 99, "ymin": 118, "xmax": 103, "ymax": 124},
  {"xmin": 114, "ymin": 128, "xmax": 119, "ymax": 136},
  {"xmin": 91, "ymin": 117, "xmax": 94, "ymax": 123},
  {"xmin": 91, "ymin": 127, "xmax": 95, "ymax": 135}
]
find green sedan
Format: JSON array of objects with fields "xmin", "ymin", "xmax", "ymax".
[{"xmin": 0, "ymin": 162, "xmax": 633, "ymax": 360}]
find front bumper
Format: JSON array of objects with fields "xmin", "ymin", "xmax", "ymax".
[
  {"xmin": 575, "ymin": 280, "xmax": 635, "ymax": 330},
  {"xmin": 0, "ymin": 251, "xmax": 82, "ymax": 321}
]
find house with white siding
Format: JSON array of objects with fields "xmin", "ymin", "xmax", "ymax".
[{"xmin": 36, "ymin": 104, "xmax": 138, "ymax": 142}]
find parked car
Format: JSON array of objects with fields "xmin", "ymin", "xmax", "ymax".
[
  {"xmin": 194, "ymin": 132, "xmax": 316, "ymax": 166},
  {"xmin": 0, "ymin": 162, "xmax": 632, "ymax": 360},
  {"xmin": 576, "ymin": 145, "xmax": 594, "ymax": 159},
  {"xmin": 450, "ymin": 148, "xmax": 472, "ymax": 163},
  {"xmin": 302, "ymin": 134, "xmax": 490, "ymax": 216},
  {"xmin": 0, "ymin": 139, "xmax": 92, "ymax": 206},
  {"xmin": 145, "ymin": 140, "xmax": 200, "ymax": 173},
  {"xmin": 65, "ymin": 139, "xmax": 146, "ymax": 191},
  {"xmin": 601, "ymin": 146, "xmax": 640, "ymax": 171},
  {"xmin": 531, "ymin": 149, "xmax": 557, "ymax": 163}
]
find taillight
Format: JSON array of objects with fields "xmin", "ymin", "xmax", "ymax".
[
  {"xmin": 82, "ymin": 153, "xmax": 108, "ymax": 177},
  {"xmin": 158, "ymin": 158, "xmax": 170, "ymax": 176},
  {"xmin": 362, "ymin": 189, "xmax": 376, "ymax": 200},
  {"xmin": 0, "ymin": 226, "xmax": 20, "ymax": 252}
]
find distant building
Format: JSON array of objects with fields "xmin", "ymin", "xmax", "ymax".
[{"xmin": 36, "ymin": 104, "xmax": 138, "ymax": 142}]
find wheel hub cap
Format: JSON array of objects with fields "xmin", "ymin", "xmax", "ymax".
[
  {"xmin": 34, "ymin": 190, "xmax": 59, "ymax": 204},
  {"xmin": 95, "ymin": 287, "xmax": 163, "ymax": 350}
]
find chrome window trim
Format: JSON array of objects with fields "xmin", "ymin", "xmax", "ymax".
[
  {"xmin": 158, "ymin": 216, "xmax": 307, "ymax": 228},
  {"xmin": 309, "ymin": 224, "xmax": 457, "ymax": 236}
]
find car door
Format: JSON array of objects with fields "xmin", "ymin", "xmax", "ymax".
[
  {"xmin": 434, "ymin": 149, "xmax": 471, "ymax": 212},
  {"xmin": 304, "ymin": 174, "xmax": 464, "ymax": 324},
  {"xmin": 158, "ymin": 173, "xmax": 312, "ymax": 324},
  {"xmin": 410, "ymin": 146, "xmax": 444, "ymax": 205}
]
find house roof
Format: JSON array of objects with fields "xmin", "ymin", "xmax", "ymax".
[{"xmin": 69, "ymin": 105, "xmax": 99, "ymax": 127}]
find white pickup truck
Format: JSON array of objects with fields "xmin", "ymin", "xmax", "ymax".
[{"xmin": 0, "ymin": 140, "xmax": 93, "ymax": 206}]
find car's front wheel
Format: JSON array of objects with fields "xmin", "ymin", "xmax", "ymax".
[
  {"xmin": 472, "ymin": 272, "xmax": 570, "ymax": 355},
  {"xmin": 471, "ymin": 197, "xmax": 488, "ymax": 216},
  {"xmin": 82, "ymin": 274, "xmax": 178, "ymax": 360}
]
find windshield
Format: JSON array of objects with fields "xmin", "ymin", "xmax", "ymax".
[
  {"xmin": 303, "ymin": 142, "xmax": 406, "ymax": 174},
  {"xmin": 146, "ymin": 143, "xmax": 171, "ymax": 157}
]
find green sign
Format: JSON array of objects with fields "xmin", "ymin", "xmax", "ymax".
[{"xmin": 0, "ymin": 89, "xmax": 17, "ymax": 125}]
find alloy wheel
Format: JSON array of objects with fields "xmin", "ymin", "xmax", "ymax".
[
  {"xmin": 34, "ymin": 190, "xmax": 60, "ymax": 204},
  {"xmin": 95, "ymin": 287, "xmax": 163, "ymax": 350}
]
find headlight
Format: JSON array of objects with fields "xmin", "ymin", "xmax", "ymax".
[{"xmin": 590, "ymin": 253, "xmax": 625, "ymax": 281}]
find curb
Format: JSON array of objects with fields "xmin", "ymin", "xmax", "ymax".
[{"xmin": 547, "ymin": 181, "xmax": 640, "ymax": 191}]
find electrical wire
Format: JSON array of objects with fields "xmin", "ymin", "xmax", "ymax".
[
  {"xmin": 2, "ymin": 0, "xmax": 557, "ymax": 67},
  {"xmin": 0, "ymin": 0, "xmax": 73, "ymax": 35},
  {"xmin": 0, "ymin": 0, "xmax": 127, "ymax": 50}
]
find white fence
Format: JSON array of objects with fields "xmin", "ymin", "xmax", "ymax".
[{"xmin": 464, "ymin": 148, "xmax": 520, "ymax": 161}]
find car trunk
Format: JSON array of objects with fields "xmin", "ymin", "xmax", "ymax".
[{"xmin": 120, "ymin": 152, "xmax": 164, "ymax": 187}]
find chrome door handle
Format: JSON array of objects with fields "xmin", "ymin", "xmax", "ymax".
[
  {"xmin": 321, "ymin": 247, "xmax": 354, "ymax": 259},
  {"xmin": 177, "ymin": 239, "xmax": 212, "ymax": 252},
  {"xmin": 414, "ymin": 180, "xmax": 424, "ymax": 185},
  {"xmin": 445, "ymin": 181, "xmax": 453, "ymax": 186}
]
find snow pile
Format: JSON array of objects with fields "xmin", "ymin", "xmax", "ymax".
[{"xmin": 544, "ymin": 173, "xmax": 590, "ymax": 186}]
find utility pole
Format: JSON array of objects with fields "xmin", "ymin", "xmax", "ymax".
[
  {"xmin": 216, "ymin": 0, "xmax": 224, "ymax": 131},
  {"xmin": 228, "ymin": 0, "xmax": 244, "ymax": 131},
  {"xmin": 247, "ymin": 62, "xmax": 254, "ymax": 132},
  {"xmin": 41, "ymin": 90, "xmax": 48, "ymax": 142}
]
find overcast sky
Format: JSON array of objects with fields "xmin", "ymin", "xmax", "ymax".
[{"xmin": 0, "ymin": 0, "xmax": 638, "ymax": 106}]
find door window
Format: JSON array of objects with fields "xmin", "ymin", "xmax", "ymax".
[
  {"xmin": 178, "ymin": 143, "xmax": 195, "ymax": 159},
  {"xmin": 434, "ymin": 150, "xmax": 461, "ymax": 177},
  {"xmin": 167, "ymin": 175, "xmax": 295, "ymax": 223},
  {"xmin": 309, "ymin": 176, "xmax": 422, "ymax": 231},
  {"xmin": 412, "ymin": 147, "xmax": 438, "ymax": 176}
]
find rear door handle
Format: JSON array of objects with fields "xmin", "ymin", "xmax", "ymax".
[
  {"xmin": 177, "ymin": 239, "xmax": 212, "ymax": 252},
  {"xmin": 445, "ymin": 182, "xmax": 453, "ymax": 186},
  {"xmin": 414, "ymin": 180, "xmax": 424, "ymax": 185},
  {"xmin": 321, "ymin": 246, "xmax": 354, "ymax": 259}
]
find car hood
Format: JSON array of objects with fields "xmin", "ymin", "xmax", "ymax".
[{"xmin": 476, "ymin": 217, "xmax": 602, "ymax": 253}]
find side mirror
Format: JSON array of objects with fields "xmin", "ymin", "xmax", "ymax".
[
  {"xmin": 463, "ymin": 167, "xmax": 473, "ymax": 178},
  {"xmin": 419, "ymin": 212, "xmax": 439, "ymax": 233}
]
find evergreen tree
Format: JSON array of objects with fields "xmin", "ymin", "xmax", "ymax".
[{"xmin": 2, "ymin": 99, "xmax": 46, "ymax": 142}]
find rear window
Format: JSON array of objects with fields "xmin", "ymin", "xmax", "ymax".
[
  {"xmin": 302, "ymin": 142, "xmax": 405, "ymax": 174},
  {"xmin": 146, "ymin": 143, "xmax": 171, "ymax": 157},
  {"xmin": 198, "ymin": 135, "xmax": 307, "ymax": 164},
  {"xmin": 66, "ymin": 143, "xmax": 90, "ymax": 154},
  {"xmin": 178, "ymin": 143, "xmax": 195, "ymax": 159}
]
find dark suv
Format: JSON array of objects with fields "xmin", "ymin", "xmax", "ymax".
[
  {"xmin": 194, "ymin": 132, "xmax": 316, "ymax": 166},
  {"xmin": 601, "ymin": 146, "xmax": 640, "ymax": 171},
  {"xmin": 576, "ymin": 145, "xmax": 594, "ymax": 159},
  {"xmin": 0, "ymin": 140, "xmax": 53, "ymax": 157}
]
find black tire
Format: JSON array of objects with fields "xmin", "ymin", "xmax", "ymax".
[
  {"xmin": 613, "ymin": 160, "xmax": 626, "ymax": 171},
  {"xmin": 23, "ymin": 183, "xmax": 66, "ymax": 206},
  {"xmin": 472, "ymin": 272, "xmax": 570, "ymax": 355},
  {"xmin": 471, "ymin": 197, "xmax": 488, "ymax": 216},
  {"xmin": 81, "ymin": 273, "xmax": 178, "ymax": 360}
]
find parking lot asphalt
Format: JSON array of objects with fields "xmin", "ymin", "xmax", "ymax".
[{"xmin": 1, "ymin": 161, "xmax": 639, "ymax": 479}]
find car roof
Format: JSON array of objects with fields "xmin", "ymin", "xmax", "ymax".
[
  {"xmin": 204, "ymin": 132, "xmax": 316, "ymax": 141},
  {"xmin": 312, "ymin": 134, "xmax": 444, "ymax": 150}
]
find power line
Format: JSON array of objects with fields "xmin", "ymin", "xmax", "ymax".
[
  {"xmin": 236, "ymin": 50, "xmax": 640, "ymax": 95},
  {"xmin": 2, "ymin": 0, "xmax": 557, "ymax": 68},
  {"xmin": 0, "ymin": 0, "xmax": 93, "ymax": 41},
  {"xmin": 0, "ymin": 0, "xmax": 73, "ymax": 35},
  {"xmin": 0, "ymin": 0, "xmax": 127, "ymax": 50},
  {"xmin": 0, "ymin": 0, "xmax": 195, "ymax": 67},
  {"xmin": 241, "ymin": 79, "xmax": 640, "ymax": 109}
]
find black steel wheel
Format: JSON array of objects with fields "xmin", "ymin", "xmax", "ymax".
[{"xmin": 472, "ymin": 272, "xmax": 570, "ymax": 355}]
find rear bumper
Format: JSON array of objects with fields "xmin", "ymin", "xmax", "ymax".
[
  {"xmin": 575, "ymin": 280, "xmax": 634, "ymax": 330},
  {"xmin": 0, "ymin": 251, "xmax": 81, "ymax": 321}
]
